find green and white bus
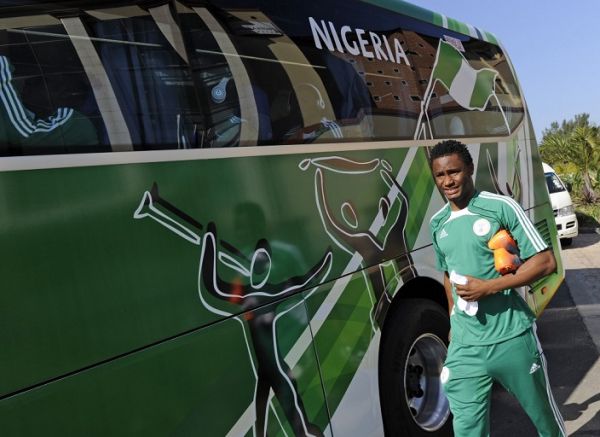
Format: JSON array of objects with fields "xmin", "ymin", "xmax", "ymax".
[{"xmin": 0, "ymin": 1, "xmax": 563, "ymax": 436}]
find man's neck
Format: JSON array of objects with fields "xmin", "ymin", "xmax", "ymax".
[{"xmin": 449, "ymin": 189, "xmax": 476, "ymax": 211}]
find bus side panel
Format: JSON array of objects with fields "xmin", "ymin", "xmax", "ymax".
[
  {"xmin": 0, "ymin": 292, "xmax": 328, "ymax": 436},
  {"xmin": 528, "ymin": 203, "xmax": 564, "ymax": 315},
  {"xmin": 300, "ymin": 148, "xmax": 440, "ymax": 435},
  {"xmin": 1, "ymin": 146, "xmax": 431, "ymax": 397},
  {"xmin": 0, "ymin": 313, "xmax": 256, "ymax": 436},
  {"xmin": 525, "ymin": 114, "xmax": 564, "ymax": 314},
  {"xmin": 303, "ymin": 267, "xmax": 385, "ymax": 436},
  {"xmin": 518, "ymin": 116, "xmax": 564, "ymax": 314}
]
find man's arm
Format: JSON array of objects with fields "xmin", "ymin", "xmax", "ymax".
[
  {"xmin": 443, "ymin": 271, "xmax": 453, "ymax": 341},
  {"xmin": 455, "ymin": 249, "xmax": 556, "ymax": 302},
  {"xmin": 443, "ymin": 271, "xmax": 454, "ymax": 314}
]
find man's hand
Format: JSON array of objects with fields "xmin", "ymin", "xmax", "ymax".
[
  {"xmin": 455, "ymin": 250, "xmax": 557, "ymax": 302},
  {"xmin": 455, "ymin": 276, "xmax": 494, "ymax": 302}
]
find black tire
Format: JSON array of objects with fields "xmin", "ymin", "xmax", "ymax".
[
  {"xmin": 380, "ymin": 298, "xmax": 453, "ymax": 436},
  {"xmin": 561, "ymin": 238, "xmax": 573, "ymax": 247}
]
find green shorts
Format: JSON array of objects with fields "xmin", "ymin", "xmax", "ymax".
[{"xmin": 441, "ymin": 326, "xmax": 565, "ymax": 437}]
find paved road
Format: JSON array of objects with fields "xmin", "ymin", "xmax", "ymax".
[{"xmin": 490, "ymin": 233, "xmax": 600, "ymax": 436}]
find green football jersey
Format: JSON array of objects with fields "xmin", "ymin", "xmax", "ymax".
[
  {"xmin": 0, "ymin": 55, "xmax": 98, "ymax": 154},
  {"xmin": 430, "ymin": 191, "xmax": 548, "ymax": 346}
]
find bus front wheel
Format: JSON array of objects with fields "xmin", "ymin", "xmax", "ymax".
[{"xmin": 380, "ymin": 298, "xmax": 452, "ymax": 436}]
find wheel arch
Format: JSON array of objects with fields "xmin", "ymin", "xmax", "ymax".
[{"xmin": 380, "ymin": 275, "xmax": 448, "ymax": 348}]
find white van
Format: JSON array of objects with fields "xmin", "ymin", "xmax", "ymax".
[{"xmin": 543, "ymin": 163, "xmax": 579, "ymax": 245}]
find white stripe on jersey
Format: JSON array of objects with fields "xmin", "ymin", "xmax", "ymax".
[
  {"xmin": 0, "ymin": 57, "xmax": 31, "ymax": 136},
  {"xmin": 429, "ymin": 202, "xmax": 450, "ymax": 225},
  {"xmin": 531, "ymin": 324, "xmax": 567, "ymax": 436},
  {"xmin": 479, "ymin": 192, "xmax": 546, "ymax": 252},
  {"xmin": 443, "ymin": 207, "xmax": 476, "ymax": 225},
  {"xmin": 0, "ymin": 56, "xmax": 73, "ymax": 138}
]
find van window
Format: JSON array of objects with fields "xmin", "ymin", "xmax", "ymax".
[{"xmin": 545, "ymin": 172, "xmax": 566, "ymax": 194}]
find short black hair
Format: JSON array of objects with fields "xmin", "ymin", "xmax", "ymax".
[{"xmin": 429, "ymin": 140, "xmax": 473, "ymax": 168}]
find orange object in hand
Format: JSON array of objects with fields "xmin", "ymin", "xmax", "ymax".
[{"xmin": 488, "ymin": 229, "xmax": 522, "ymax": 275}]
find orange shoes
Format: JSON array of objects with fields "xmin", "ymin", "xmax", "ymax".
[{"xmin": 488, "ymin": 229, "xmax": 522, "ymax": 275}]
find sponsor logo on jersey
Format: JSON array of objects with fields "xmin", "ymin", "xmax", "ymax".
[
  {"xmin": 529, "ymin": 362, "xmax": 541, "ymax": 374},
  {"xmin": 439, "ymin": 228, "xmax": 448, "ymax": 239}
]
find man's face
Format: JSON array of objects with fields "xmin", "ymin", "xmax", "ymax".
[{"xmin": 431, "ymin": 153, "xmax": 475, "ymax": 208}]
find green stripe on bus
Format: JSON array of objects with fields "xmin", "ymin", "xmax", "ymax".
[
  {"xmin": 361, "ymin": 0, "xmax": 435, "ymax": 23},
  {"xmin": 475, "ymin": 143, "xmax": 499, "ymax": 192},
  {"xmin": 313, "ymin": 316, "xmax": 374, "ymax": 422},
  {"xmin": 326, "ymin": 324, "xmax": 373, "ymax": 412},
  {"xmin": 407, "ymin": 179, "xmax": 434, "ymax": 249},
  {"xmin": 314, "ymin": 279, "xmax": 373, "ymax": 364},
  {"xmin": 290, "ymin": 349, "xmax": 330, "ymax": 433},
  {"xmin": 310, "ymin": 275, "xmax": 373, "ymax": 379},
  {"xmin": 432, "ymin": 12, "xmax": 444, "ymax": 27},
  {"xmin": 446, "ymin": 17, "xmax": 470, "ymax": 36},
  {"xmin": 403, "ymin": 148, "xmax": 435, "ymax": 249},
  {"xmin": 484, "ymin": 31, "xmax": 499, "ymax": 45}
]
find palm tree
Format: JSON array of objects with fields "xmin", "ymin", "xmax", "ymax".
[{"xmin": 571, "ymin": 125, "xmax": 599, "ymax": 202}]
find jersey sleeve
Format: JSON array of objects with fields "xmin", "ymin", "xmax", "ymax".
[
  {"xmin": 500, "ymin": 197, "xmax": 548, "ymax": 260},
  {"xmin": 430, "ymin": 225, "xmax": 447, "ymax": 272}
]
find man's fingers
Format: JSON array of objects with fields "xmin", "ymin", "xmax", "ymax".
[
  {"xmin": 457, "ymin": 289, "xmax": 475, "ymax": 301},
  {"xmin": 456, "ymin": 286, "xmax": 469, "ymax": 295}
]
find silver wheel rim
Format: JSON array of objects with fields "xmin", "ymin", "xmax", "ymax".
[{"xmin": 403, "ymin": 333, "xmax": 450, "ymax": 431}]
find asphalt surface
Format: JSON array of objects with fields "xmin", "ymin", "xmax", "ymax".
[{"xmin": 490, "ymin": 233, "xmax": 600, "ymax": 436}]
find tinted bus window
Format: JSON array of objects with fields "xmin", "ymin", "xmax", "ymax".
[
  {"xmin": 0, "ymin": 21, "xmax": 108, "ymax": 155},
  {"xmin": 0, "ymin": 3, "xmax": 209, "ymax": 155},
  {"xmin": 0, "ymin": 0, "xmax": 525, "ymax": 156},
  {"xmin": 82, "ymin": 9, "xmax": 207, "ymax": 150},
  {"xmin": 186, "ymin": 0, "xmax": 524, "ymax": 145}
]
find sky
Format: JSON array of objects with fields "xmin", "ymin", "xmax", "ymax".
[{"xmin": 412, "ymin": 0, "xmax": 600, "ymax": 141}]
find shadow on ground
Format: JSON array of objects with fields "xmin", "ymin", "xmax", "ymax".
[
  {"xmin": 490, "ymin": 282, "xmax": 600, "ymax": 436},
  {"xmin": 562, "ymin": 232, "xmax": 600, "ymax": 250}
]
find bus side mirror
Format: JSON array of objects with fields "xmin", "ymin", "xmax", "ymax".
[{"xmin": 565, "ymin": 182, "xmax": 573, "ymax": 192}]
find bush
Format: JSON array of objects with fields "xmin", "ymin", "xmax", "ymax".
[{"xmin": 575, "ymin": 202, "xmax": 600, "ymax": 228}]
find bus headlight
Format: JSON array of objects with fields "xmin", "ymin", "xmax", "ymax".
[{"xmin": 557, "ymin": 205, "xmax": 574, "ymax": 216}]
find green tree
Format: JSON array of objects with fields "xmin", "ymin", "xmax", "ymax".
[
  {"xmin": 540, "ymin": 113, "xmax": 600, "ymax": 203},
  {"xmin": 542, "ymin": 113, "xmax": 590, "ymax": 138}
]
